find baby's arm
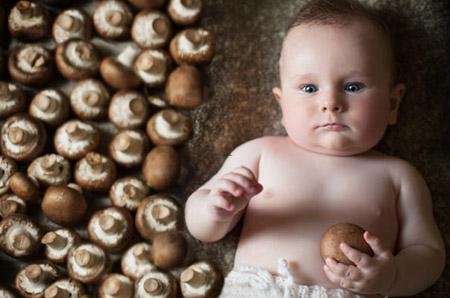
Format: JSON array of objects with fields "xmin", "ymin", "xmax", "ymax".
[{"xmin": 185, "ymin": 138, "xmax": 265, "ymax": 243}]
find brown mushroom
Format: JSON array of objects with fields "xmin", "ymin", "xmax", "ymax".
[
  {"xmin": 133, "ymin": 49, "xmax": 172, "ymax": 87},
  {"xmin": 109, "ymin": 129, "xmax": 149, "ymax": 168},
  {"xmin": 108, "ymin": 90, "xmax": 149, "ymax": 129},
  {"xmin": 54, "ymin": 119, "xmax": 100, "ymax": 160},
  {"xmin": 0, "ymin": 114, "xmax": 47, "ymax": 162},
  {"xmin": 167, "ymin": 0, "xmax": 202, "ymax": 26},
  {"xmin": 0, "ymin": 214, "xmax": 42, "ymax": 257},
  {"xmin": 8, "ymin": 1, "xmax": 50, "ymax": 40},
  {"xmin": 0, "ymin": 81, "xmax": 26, "ymax": 118},
  {"xmin": 127, "ymin": 0, "xmax": 165, "ymax": 9},
  {"xmin": 135, "ymin": 194, "xmax": 181, "ymax": 241},
  {"xmin": 121, "ymin": 242, "xmax": 156, "ymax": 280},
  {"xmin": 0, "ymin": 193, "xmax": 27, "ymax": 219},
  {"xmin": 8, "ymin": 44, "xmax": 53, "ymax": 86},
  {"xmin": 55, "ymin": 39, "xmax": 100, "ymax": 81},
  {"xmin": 142, "ymin": 145, "xmax": 180, "ymax": 191},
  {"xmin": 44, "ymin": 279, "xmax": 86, "ymax": 298},
  {"xmin": 52, "ymin": 8, "xmax": 92, "ymax": 44},
  {"xmin": 70, "ymin": 79, "xmax": 110, "ymax": 120},
  {"xmin": 41, "ymin": 228, "xmax": 81, "ymax": 263},
  {"xmin": 93, "ymin": 0, "xmax": 133, "ymax": 40},
  {"xmin": 87, "ymin": 206, "xmax": 134, "ymax": 252},
  {"xmin": 41, "ymin": 185, "xmax": 87, "ymax": 226},
  {"xmin": 146, "ymin": 109, "xmax": 192, "ymax": 146},
  {"xmin": 146, "ymin": 95, "xmax": 169, "ymax": 109},
  {"xmin": 169, "ymin": 28, "xmax": 214, "ymax": 65},
  {"xmin": 67, "ymin": 243, "xmax": 111, "ymax": 284},
  {"xmin": 28, "ymin": 154, "xmax": 71, "ymax": 187},
  {"xmin": 131, "ymin": 10, "xmax": 172, "ymax": 49},
  {"xmin": 29, "ymin": 88, "xmax": 70, "ymax": 127},
  {"xmin": 74, "ymin": 152, "xmax": 117, "ymax": 192},
  {"xmin": 9, "ymin": 172, "xmax": 40, "ymax": 203},
  {"xmin": 110, "ymin": 177, "xmax": 150, "ymax": 211},
  {"xmin": 15, "ymin": 263, "xmax": 59, "ymax": 298},
  {"xmin": 0, "ymin": 287, "xmax": 17, "ymax": 298},
  {"xmin": 100, "ymin": 46, "xmax": 141, "ymax": 89},
  {"xmin": 0, "ymin": 156, "xmax": 18, "ymax": 196},
  {"xmin": 180, "ymin": 261, "xmax": 223, "ymax": 298},
  {"xmin": 135, "ymin": 271, "xmax": 177, "ymax": 298},
  {"xmin": 98, "ymin": 274, "xmax": 134, "ymax": 298},
  {"xmin": 152, "ymin": 231, "xmax": 187, "ymax": 269},
  {"xmin": 166, "ymin": 64, "xmax": 202, "ymax": 109}
]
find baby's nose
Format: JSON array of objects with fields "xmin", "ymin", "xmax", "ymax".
[{"xmin": 320, "ymin": 96, "xmax": 344, "ymax": 113}]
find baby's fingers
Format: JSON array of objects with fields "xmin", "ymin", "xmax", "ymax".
[
  {"xmin": 340, "ymin": 242, "xmax": 374, "ymax": 269},
  {"xmin": 210, "ymin": 178, "xmax": 244, "ymax": 198},
  {"xmin": 364, "ymin": 231, "xmax": 391, "ymax": 259}
]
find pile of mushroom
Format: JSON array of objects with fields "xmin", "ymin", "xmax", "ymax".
[{"xmin": 0, "ymin": 0, "xmax": 223, "ymax": 295}]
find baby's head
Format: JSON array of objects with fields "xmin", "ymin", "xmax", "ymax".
[{"xmin": 273, "ymin": 0, "xmax": 406, "ymax": 156}]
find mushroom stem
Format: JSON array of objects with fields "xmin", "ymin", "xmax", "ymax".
[
  {"xmin": 161, "ymin": 110, "xmax": 180, "ymax": 125},
  {"xmin": 104, "ymin": 276, "xmax": 131, "ymax": 297},
  {"xmin": 11, "ymin": 232, "xmax": 32, "ymax": 251},
  {"xmin": 129, "ymin": 98, "xmax": 145, "ymax": 116},
  {"xmin": 36, "ymin": 95, "xmax": 57, "ymax": 112},
  {"xmin": 85, "ymin": 153, "xmax": 104, "ymax": 173},
  {"xmin": 17, "ymin": 1, "xmax": 34, "ymax": 19},
  {"xmin": 41, "ymin": 232, "xmax": 67, "ymax": 249},
  {"xmin": 181, "ymin": 0, "xmax": 198, "ymax": 8},
  {"xmin": 66, "ymin": 122, "xmax": 87, "ymax": 140},
  {"xmin": 58, "ymin": 14, "xmax": 79, "ymax": 32},
  {"xmin": 180, "ymin": 268, "xmax": 207, "ymax": 288},
  {"xmin": 153, "ymin": 18, "xmax": 168, "ymax": 35},
  {"xmin": 138, "ymin": 55, "xmax": 162, "ymax": 73},
  {"xmin": 25, "ymin": 51, "xmax": 46, "ymax": 69},
  {"xmin": 106, "ymin": 10, "xmax": 124, "ymax": 26},
  {"xmin": 45, "ymin": 285, "xmax": 70, "ymax": 298},
  {"xmin": 117, "ymin": 46, "xmax": 140, "ymax": 67},
  {"xmin": 185, "ymin": 30, "xmax": 204, "ymax": 47},
  {"xmin": 144, "ymin": 278, "xmax": 164, "ymax": 295},
  {"xmin": 74, "ymin": 249, "xmax": 97, "ymax": 268},
  {"xmin": 75, "ymin": 44, "xmax": 92, "ymax": 62},
  {"xmin": 7, "ymin": 127, "xmax": 29, "ymax": 145},
  {"xmin": 82, "ymin": 91, "xmax": 101, "ymax": 107},
  {"xmin": 99, "ymin": 214, "xmax": 120, "ymax": 233},
  {"xmin": 114, "ymin": 134, "xmax": 133, "ymax": 152},
  {"xmin": 41, "ymin": 155, "xmax": 59, "ymax": 174},
  {"xmin": 25, "ymin": 264, "xmax": 45, "ymax": 282},
  {"xmin": 123, "ymin": 184, "xmax": 141, "ymax": 199},
  {"xmin": 151, "ymin": 205, "xmax": 172, "ymax": 223},
  {"xmin": 132, "ymin": 245, "xmax": 150, "ymax": 261},
  {"xmin": 0, "ymin": 83, "xmax": 11, "ymax": 100}
]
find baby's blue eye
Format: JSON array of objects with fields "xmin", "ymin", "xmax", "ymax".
[
  {"xmin": 344, "ymin": 82, "xmax": 365, "ymax": 93},
  {"xmin": 302, "ymin": 84, "xmax": 318, "ymax": 93}
]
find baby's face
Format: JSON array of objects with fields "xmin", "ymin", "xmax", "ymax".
[{"xmin": 274, "ymin": 19, "xmax": 405, "ymax": 156}]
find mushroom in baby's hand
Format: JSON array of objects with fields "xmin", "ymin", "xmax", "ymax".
[
  {"xmin": 8, "ymin": 1, "xmax": 50, "ymax": 40},
  {"xmin": 29, "ymin": 88, "xmax": 70, "ymax": 127},
  {"xmin": 146, "ymin": 109, "xmax": 192, "ymax": 146},
  {"xmin": 110, "ymin": 177, "xmax": 150, "ymax": 211},
  {"xmin": 0, "ymin": 214, "xmax": 42, "ymax": 257},
  {"xmin": 28, "ymin": 154, "xmax": 71, "ymax": 187},
  {"xmin": 169, "ymin": 28, "xmax": 214, "ymax": 65},
  {"xmin": 1, "ymin": 114, "xmax": 47, "ymax": 162},
  {"xmin": 15, "ymin": 263, "xmax": 59, "ymax": 298},
  {"xmin": 52, "ymin": 8, "xmax": 92, "ymax": 44},
  {"xmin": 67, "ymin": 243, "xmax": 111, "ymax": 284},
  {"xmin": 74, "ymin": 152, "xmax": 117, "ymax": 192},
  {"xmin": 93, "ymin": 0, "xmax": 133, "ymax": 40},
  {"xmin": 152, "ymin": 231, "xmax": 187, "ymax": 269},
  {"xmin": 54, "ymin": 119, "xmax": 100, "ymax": 160},
  {"xmin": 109, "ymin": 129, "xmax": 149, "ymax": 168},
  {"xmin": 180, "ymin": 261, "xmax": 223, "ymax": 298},
  {"xmin": 45, "ymin": 279, "xmax": 86, "ymax": 298},
  {"xmin": 132, "ymin": 10, "xmax": 172, "ymax": 49},
  {"xmin": 9, "ymin": 172, "xmax": 40, "ymax": 203},
  {"xmin": 166, "ymin": 65, "xmax": 202, "ymax": 109},
  {"xmin": 142, "ymin": 145, "xmax": 180, "ymax": 191},
  {"xmin": 133, "ymin": 49, "xmax": 172, "ymax": 88},
  {"xmin": 128, "ymin": 0, "xmax": 165, "ymax": 9},
  {"xmin": 135, "ymin": 270, "xmax": 177, "ymax": 298},
  {"xmin": 0, "ymin": 287, "xmax": 17, "ymax": 298},
  {"xmin": 55, "ymin": 39, "xmax": 100, "ymax": 81},
  {"xmin": 109, "ymin": 90, "xmax": 149, "ymax": 129},
  {"xmin": 0, "ymin": 156, "xmax": 18, "ymax": 196},
  {"xmin": 70, "ymin": 79, "xmax": 110, "ymax": 120},
  {"xmin": 0, "ymin": 193, "xmax": 27, "ymax": 219},
  {"xmin": 168, "ymin": 0, "xmax": 202, "ymax": 26},
  {"xmin": 135, "ymin": 194, "xmax": 182, "ymax": 241},
  {"xmin": 121, "ymin": 242, "xmax": 156, "ymax": 280},
  {"xmin": 41, "ymin": 228, "xmax": 81, "ymax": 263},
  {"xmin": 41, "ymin": 185, "xmax": 87, "ymax": 226},
  {"xmin": 100, "ymin": 46, "xmax": 141, "ymax": 89},
  {"xmin": 98, "ymin": 274, "xmax": 134, "ymax": 298},
  {"xmin": 0, "ymin": 81, "xmax": 26, "ymax": 118},
  {"xmin": 87, "ymin": 206, "xmax": 134, "ymax": 252},
  {"xmin": 8, "ymin": 44, "xmax": 53, "ymax": 86}
]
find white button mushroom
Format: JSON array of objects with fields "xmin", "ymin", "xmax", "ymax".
[
  {"xmin": 29, "ymin": 88, "xmax": 70, "ymax": 127},
  {"xmin": 67, "ymin": 243, "xmax": 111, "ymax": 284},
  {"xmin": 135, "ymin": 270, "xmax": 177, "ymax": 298},
  {"xmin": 109, "ymin": 177, "xmax": 150, "ymax": 211},
  {"xmin": 180, "ymin": 261, "xmax": 223, "ymax": 298},
  {"xmin": 93, "ymin": 0, "xmax": 133, "ymax": 40},
  {"xmin": 70, "ymin": 79, "xmax": 110, "ymax": 120},
  {"xmin": 52, "ymin": 8, "xmax": 92, "ymax": 44},
  {"xmin": 0, "ymin": 193, "xmax": 27, "ymax": 220},
  {"xmin": 108, "ymin": 90, "xmax": 149, "ymax": 129},
  {"xmin": 44, "ymin": 278, "xmax": 86, "ymax": 298},
  {"xmin": 169, "ymin": 28, "xmax": 214, "ymax": 65},
  {"xmin": 167, "ymin": 0, "xmax": 202, "ymax": 26},
  {"xmin": 0, "ymin": 81, "xmax": 26, "ymax": 118},
  {"xmin": 41, "ymin": 228, "xmax": 81, "ymax": 263},
  {"xmin": 28, "ymin": 154, "xmax": 71, "ymax": 187},
  {"xmin": 133, "ymin": 48, "xmax": 172, "ymax": 87},
  {"xmin": 131, "ymin": 10, "xmax": 172, "ymax": 49},
  {"xmin": 121, "ymin": 242, "xmax": 156, "ymax": 280},
  {"xmin": 109, "ymin": 129, "xmax": 149, "ymax": 168},
  {"xmin": 8, "ymin": 1, "xmax": 50, "ymax": 40},
  {"xmin": 0, "ymin": 214, "xmax": 42, "ymax": 257},
  {"xmin": 15, "ymin": 263, "xmax": 59, "ymax": 298},
  {"xmin": 74, "ymin": 152, "xmax": 117, "ymax": 192},
  {"xmin": 146, "ymin": 109, "xmax": 192, "ymax": 146}
]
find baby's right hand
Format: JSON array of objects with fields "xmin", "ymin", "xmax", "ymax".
[{"xmin": 207, "ymin": 166, "xmax": 263, "ymax": 221}]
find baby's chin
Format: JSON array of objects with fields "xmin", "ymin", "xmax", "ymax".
[{"xmin": 290, "ymin": 137, "xmax": 375, "ymax": 157}]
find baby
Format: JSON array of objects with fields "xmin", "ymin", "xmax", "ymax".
[{"xmin": 185, "ymin": 0, "xmax": 446, "ymax": 297}]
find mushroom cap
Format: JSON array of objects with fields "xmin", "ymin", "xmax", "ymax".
[
  {"xmin": 74, "ymin": 152, "xmax": 117, "ymax": 192},
  {"xmin": 98, "ymin": 274, "xmax": 134, "ymax": 298},
  {"xmin": 0, "ymin": 193, "xmax": 27, "ymax": 219},
  {"xmin": 131, "ymin": 10, "xmax": 172, "ymax": 49},
  {"xmin": 121, "ymin": 242, "xmax": 156, "ymax": 280},
  {"xmin": 55, "ymin": 39, "xmax": 100, "ymax": 81},
  {"xmin": 0, "ymin": 155, "xmax": 18, "ymax": 196},
  {"xmin": 109, "ymin": 177, "xmax": 150, "ymax": 211},
  {"xmin": 27, "ymin": 154, "xmax": 71, "ymax": 187},
  {"xmin": 8, "ymin": 1, "xmax": 50, "ymax": 40},
  {"xmin": 9, "ymin": 172, "xmax": 40, "ymax": 203},
  {"xmin": 67, "ymin": 243, "xmax": 111, "ymax": 284},
  {"xmin": 29, "ymin": 88, "xmax": 70, "ymax": 127},
  {"xmin": 0, "ymin": 81, "xmax": 26, "ymax": 118},
  {"xmin": 109, "ymin": 129, "xmax": 149, "ymax": 168},
  {"xmin": 166, "ymin": 64, "xmax": 202, "ymax": 109},
  {"xmin": 42, "ymin": 228, "xmax": 81, "ymax": 264},
  {"xmin": 87, "ymin": 206, "xmax": 134, "ymax": 252},
  {"xmin": 133, "ymin": 48, "xmax": 172, "ymax": 87},
  {"xmin": 135, "ymin": 194, "xmax": 181, "ymax": 241},
  {"xmin": 52, "ymin": 8, "xmax": 92, "ymax": 44},
  {"xmin": 108, "ymin": 90, "xmax": 149, "ymax": 129},
  {"xmin": 42, "ymin": 185, "xmax": 87, "ymax": 226},
  {"xmin": 0, "ymin": 114, "xmax": 47, "ymax": 162},
  {"xmin": 15, "ymin": 263, "xmax": 59, "ymax": 298},
  {"xmin": 93, "ymin": 0, "xmax": 133, "ymax": 40},
  {"xmin": 151, "ymin": 231, "xmax": 187, "ymax": 269},
  {"xmin": 100, "ymin": 57, "xmax": 141, "ymax": 89},
  {"xmin": 135, "ymin": 270, "xmax": 177, "ymax": 298},
  {"xmin": 180, "ymin": 261, "xmax": 223, "ymax": 298},
  {"xmin": 142, "ymin": 145, "xmax": 180, "ymax": 191},
  {"xmin": 146, "ymin": 109, "xmax": 192, "ymax": 146},
  {"xmin": 128, "ymin": 0, "xmax": 165, "ymax": 9},
  {"xmin": 169, "ymin": 28, "xmax": 214, "ymax": 65},
  {"xmin": 70, "ymin": 79, "xmax": 110, "ymax": 120},
  {"xmin": 45, "ymin": 278, "xmax": 86, "ymax": 298},
  {"xmin": 167, "ymin": 0, "xmax": 202, "ymax": 26},
  {"xmin": 0, "ymin": 213, "xmax": 42, "ymax": 257},
  {"xmin": 8, "ymin": 44, "xmax": 53, "ymax": 86}
]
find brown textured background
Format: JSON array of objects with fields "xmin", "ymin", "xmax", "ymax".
[{"xmin": 181, "ymin": 0, "xmax": 450, "ymax": 297}]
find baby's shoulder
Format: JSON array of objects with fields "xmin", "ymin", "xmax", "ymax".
[{"xmin": 232, "ymin": 135, "xmax": 285, "ymax": 155}]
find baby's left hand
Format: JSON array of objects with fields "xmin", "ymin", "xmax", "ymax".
[{"xmin": 323, "ymin": 231, "xmax": 397, "ymax": 295}]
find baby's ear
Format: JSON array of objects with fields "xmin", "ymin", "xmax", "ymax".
[
  {"xmin": 388, "ymin": 83, "xmax": 406, "ymax": 125},
  {"xmin": 272, "ymin": 87, "xmax": 282, "ymax": 103}
]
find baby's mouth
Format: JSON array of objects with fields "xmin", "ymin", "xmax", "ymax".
[{"xmin": 316, "ymin": 123, "xmax": 349, "ymax": 131}]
